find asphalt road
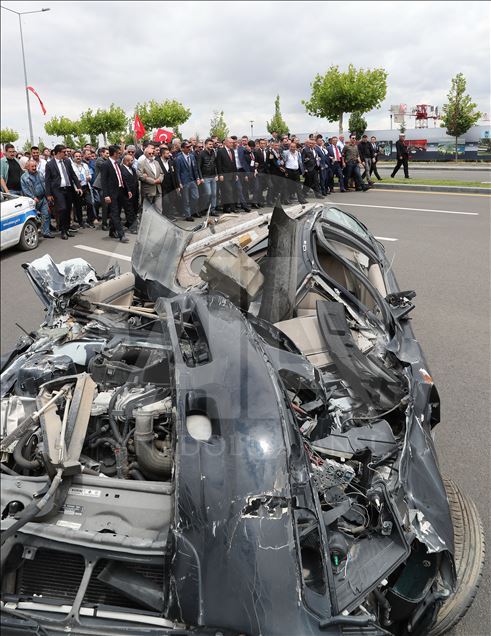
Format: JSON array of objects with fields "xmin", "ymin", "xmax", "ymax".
[
  {"xmin": 1, "ymin": 189, "xmax": 489, "ymax": 635},
  {"xmin": 376, "ymin": 164, "xmax": 491, "ymax": 182}
]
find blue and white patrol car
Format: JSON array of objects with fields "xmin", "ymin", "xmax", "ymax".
[{"xmin": 0, "ymin": 192, "xmax": 39, "ymax": 251}]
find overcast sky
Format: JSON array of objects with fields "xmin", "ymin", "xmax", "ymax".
[{"xmin": 1, "ymin": 0, "xmax": 490, "ymax": 144}]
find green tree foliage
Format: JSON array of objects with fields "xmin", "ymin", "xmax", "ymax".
[
  {"xmin": 44, "ymin": 116, "xmax": 82, "ymax": 146},
  {"xmin": 348, "ymin": 111, "xmax": 367, "ymax": 138},
  {"xmin": 135, "ymin": 100, "xmax": 191, "ymax": 134},
  {"xmin": 440, "ymin": 73, "xmax": 481, "ymax": 161},
  {"xmin": 266, "ymin": 95, "xmax": 289, "ymax": 137},
  {"xmin": 209, "ymin": 110, "xmax": 229, "ymax": 140},
  {"xmin": 80, "ymin": 104, "xmax": 128, "ymax": 145},
  {"xmin": 0, "ymin": 128, "xmax": 19, "ymax": 144},
  {"xmin": 107, "ymin": 131, "xmax": 136, "ymax": 146},
  {"xmin": 303, "ymin": 64, "xmax": 388, "ymax": 134}
]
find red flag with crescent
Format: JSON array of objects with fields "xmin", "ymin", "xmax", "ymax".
[
  {"xmin": 133, "ymin": 114, "xmax": 146, "ymax": 140},
  {"xmin": 153, "ymin": 128, "xmax": 173, "ymax": 143},
  {"xmin": 27, "ymin": 86, "xmax": 46, "ymax": 115}
]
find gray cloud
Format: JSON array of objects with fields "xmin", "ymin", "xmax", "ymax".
[{"xmin": 1, "ymin": 0, "xmax": 489, "ymax": 143}]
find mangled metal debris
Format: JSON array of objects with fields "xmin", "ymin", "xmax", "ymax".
[{"xmin": 0, "ymin": 202, "xmax": 484, "ymax": 636}]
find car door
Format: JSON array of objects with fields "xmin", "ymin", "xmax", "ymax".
[{"xmin": 0, "ymin": 193, "xmax": 36, "ymax": 250}]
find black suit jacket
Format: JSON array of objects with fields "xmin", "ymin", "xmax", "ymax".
[
  {"xmin": 254, "ymin": 147, "xmax": 269, "ymax": 173},
  {"xmin": 44, "ymin": 158, "xmax": 81, "ymax": 196},
  {"xmin": 216, "ymin": 147, "xmax": 237, "ymax": 176},
  {"xmin": 120, "ymin": 163, "xmax": 139, "ymax": 195},
  {"xmin": 156, "ymin": 156, "xmax": 180, "ymax": 192},
  {"xmin": 301, "ymin": 147, "xmax": 317, "ymax": 173},
  {"xmin": 395, "ymin": 139, "xmax": 408, "ymax": 157},
  {"xmin": 101, "ymin": 159, "xmax": 129, "ymax": 198}
]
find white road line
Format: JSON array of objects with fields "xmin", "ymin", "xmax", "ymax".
[
  {"xmin": 375, "ymin": 236, "xmax": 398, "ymax": 242},
  {"xmin": 328, "ymin": 201, "xmax": 479, "ymax": 216},
  {"xmin": 74, "ymin": 245, "xmax": 132, "ymax": 261}
]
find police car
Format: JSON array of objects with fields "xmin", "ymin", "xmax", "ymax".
[{"xmin": 0, "ymin": 192, "xmax": 39, "ymax": 251}]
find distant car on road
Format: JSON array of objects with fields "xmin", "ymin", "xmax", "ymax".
[{"xmin": 0, "ymin": 192, "xmax": 39, "ymax": 251}]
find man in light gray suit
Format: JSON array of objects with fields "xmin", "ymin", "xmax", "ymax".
[{"xmin": 137, "ymin": 142, "xmax": 163, "ymax": 214}]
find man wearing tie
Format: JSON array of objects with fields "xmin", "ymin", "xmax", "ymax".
[
  {"xmin": 101, "ymin": 145, "xmax": 131, "ymax": 243},
  {"xmin": 328, "ymin": 136, "xmax": 346, "ymax": 192},
  {"xmin": 216, "ymin": 138, "xmax": 238, "ymax": 213},
  {"xmin": 175, "ymin": 141, "xmax": 203, "ymax": 220},
  {"xmin": 44, "ymin": 144, "xmax": 82, "ymax": 240},
  {"xmin": 253, "ymin": 138, "xmax": 269, "ymax": 206}
]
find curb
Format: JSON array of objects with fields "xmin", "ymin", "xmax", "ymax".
[
  {"xmin": 372, "ymin": 183, "xmax": 491, "ymax": 194},
  {"xmin": 377, "ymin": 164, "xmax": 491, "ymax": 172}
]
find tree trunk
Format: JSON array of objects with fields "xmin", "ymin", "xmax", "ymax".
[
  {"xmin": 455, "ymin": 136, "xmax": 458, "ymax": 162},
  {"xmin": 103, "ymin": 132, "xmax": 108, "ymax": 145},
  {"xmin": 339, "ymin": 113, "xmax": 344, "ymax": 135}
]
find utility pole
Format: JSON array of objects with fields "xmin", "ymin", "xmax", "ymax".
[
  {"xmin": 250, "ymin": 120, "xmax": 254, "ymax": 137},
  {"xmin": 1, "ymin": 5, "xmax": 51, "ymax": 145}
]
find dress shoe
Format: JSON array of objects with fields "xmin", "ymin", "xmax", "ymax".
[
  {"xmin": 299, "ymin": 198, "xmax": 308, "ymax": 204},
  {"xmin": 60, "ymin": 232, "xmax": 68, "ymax": 240},
  {"xmin": 87, "ymin": 223, "xmax": 96, "ymax": 229},
  {"xmin": 69, "ymin": 225, "xmax": 79, "ymax": 232},
  {"xmin": 241, "ymin": 206, "xmax": 251, "ymax": 213},
  {"xmin": 101, "ymin": 223, "xmax": 109, "ymax": 231},
  {"xmin": 49, "ymin": 224, "xmax": 58, "ymax": 233},
  {"xmin": 210, "ymin": 211, "xmax": 220, "ymax": 217},
  {"xmin": 42, "ymin": 233, "xmax": 55, "ymax": 239},
  {"xmin": 119, "ymin": 235, "xmax": 129, "ymax": 243},
  {"xmin": 67, "ymin": 230, "xmax": 76, "ymax": 237}
]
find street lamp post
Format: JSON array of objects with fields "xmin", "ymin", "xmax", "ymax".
[
  {"xmin": 250, "ymin": 120, "xmax": 254, "ymax": 138},
  {"xmin": 1, "ymin": 5, "xmax": 51, "ymax": 145}
]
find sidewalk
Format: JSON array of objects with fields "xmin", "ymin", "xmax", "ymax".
[{"xmin": 372, "ymin": 182, "xmax": 490, "ymax": 194}]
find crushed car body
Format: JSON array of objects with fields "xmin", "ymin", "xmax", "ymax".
[{"xmin": 0, "ymin": 202, "xmax": 484, "ymax": 636}]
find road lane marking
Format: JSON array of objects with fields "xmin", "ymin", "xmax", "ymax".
[
  {"xmin": 328, "ymin": 201, "xmax": 479, "ymax": 216},
  {"xmin": 74, "ymin": 245, "xmax": 132, "ymax": 261},
  {"xmin": 375, "ymin": 236, "xmax": 398, "ymax": 242}
]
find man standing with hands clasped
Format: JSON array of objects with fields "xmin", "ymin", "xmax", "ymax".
[
  {"xmin": 391, "ymin": 133, "xmax": 410, "ymax": 179},
  {"xmin": 101, "ymin": 144, "xmax": 131, "ymax": 243},
  {"xmin": 44, "ymin": 144, "xmax": 82, "ymax": 240}
]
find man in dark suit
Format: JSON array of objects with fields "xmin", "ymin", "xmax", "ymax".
[
  {"xmin": 266, "ymin": 141, "xmax": 288, "ymax": 205},
  {"xmin": 120, "ymin": 152, "xmax": 139, "ymax": 233},
  {"xmin": 314, "ymin": 135, "xmax": 331, "ymax": 195},
  {"xmin": 253, "ymin": 138, "xmax": 269, "ymax": 206},
  {"xmin": 100, "ymin": 144, "xmax": 130, "ymax": 243},
  {"xmin": 391, "ymin": 134, "xmax": 410, "ymax": 178},
  {"xmin": 327, "ymin": 136, "xmax": 346, "ymax": 192},
  {"xmin": 174, "ymin": 140, "xmax": 203, "ymax": 220},
  {"xmin": 44, "ymin": 144, "xmax": 82, "ymax": 239},
  {"xmin": 301, "ymin": 139, "xmax": 323, "ymax": 199},
  {"xmin": 369, "ymin": 136, "xmax": 382, "ymax": 181},
  {"xmin": 216, "ymin": 138, "xmax": 238, "ymax": 213},
  {"xmin": 156, "ymin": 145, "xmax": 181, "ymax": 218}
]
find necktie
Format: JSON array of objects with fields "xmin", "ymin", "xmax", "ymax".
[
  {"xmin": 59, "ymin": 160, "xmax": 70, "ymax": 186},
  {"xmin": 228, "ymin": 149, "xmax": 233, "ymax": 162},
  {"xmin": 335, "ymin": 146, "xmax": 340, "ymax": 161},
  {"xmin": 114, "ymin": 160, "xmax": 123, "ymax": 187}
]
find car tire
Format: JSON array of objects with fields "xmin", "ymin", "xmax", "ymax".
[
  {"xmin": 19, "ymin": 220, "xmax": 39, "ymax": 251},
  {"xmin": 429, "ymin": 478, "xmax": 485, "ymax": 635}
]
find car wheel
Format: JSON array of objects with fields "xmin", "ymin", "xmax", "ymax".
[
  {"xmin": 19, "ymin": 220, "xmax": 39, "ymax": 250},
  {"xmin": 429, "ymin": 479, "xmax": 485, "ymax": 635}
]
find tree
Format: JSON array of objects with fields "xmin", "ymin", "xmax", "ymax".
[
  {"xmin": 209, "ymin": 110, "xmax": 229, "ymax": 140},
  {"xmin": 266, "ymin": 95, "xmax": 289, "ymax": 137},
  {"xmin": 440, "ymin": 73, "xmax": 481, "ymax": 161},
  {"xmin": 348, "ymin": 111, "xmax": 367, "ymax": 138},
  {"xmin": 303, "ymin": 64, "xmax": 388, "ymax": 134},
  {"xmin": 135, "ymin": 99, "xmax": 191, "ymax": 135},
  {"xmin": 80, "ymin": 104, "xmax": 128, "ymax": 145},
  {"xmin": 0, "ymin": 128, "xmax": 19, "ymax": 144},
  {"xmin": 44, "ymin": 116, "xmax": 82, "ymax": 146}
]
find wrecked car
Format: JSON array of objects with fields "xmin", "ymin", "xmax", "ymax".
[{"xmin": 0, "ymin": 202, "xmax": 484, "ymax": 636}]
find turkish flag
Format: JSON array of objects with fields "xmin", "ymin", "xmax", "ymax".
[
  {"xmin": 27, "ymin": 86, "xmax": 46, "ymax": 115},
  {"xmin": 133, "ymin": 114, "xmax": 146, "ymax": 140},
  {"xmin": 153, "ymin": 128, "xmax": 173, "ymax": 143}
]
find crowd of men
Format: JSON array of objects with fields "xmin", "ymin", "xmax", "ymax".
[{"xmin": 0, "ymin": 131, "xmax": 407, "ymax": 242}]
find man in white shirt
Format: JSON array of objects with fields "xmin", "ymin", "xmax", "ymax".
[{"xmin": 283, "ymin": 141, "xmax": 307, "ymax": 204}]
